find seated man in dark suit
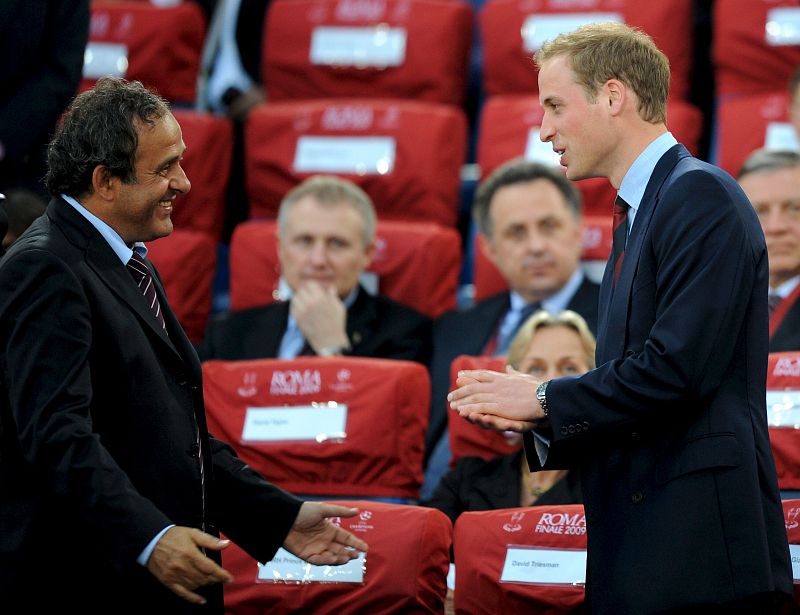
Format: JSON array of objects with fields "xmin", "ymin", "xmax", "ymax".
[
  {"xmin": 201, "ymin": 175, "xmax": 431, "ymax": 362},
  {"xmin": 422, "ymin": 159, "xmax": 599, "ymax": 497},
  {"xmin": 738, "ymin": 149, "xmax": 800, "ymax": 352}
]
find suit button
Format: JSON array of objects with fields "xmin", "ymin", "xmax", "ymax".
[
  {"xmin": 561, "ymin": 426, "xmax": 569, "ymax": 435},
  {"xmin": 575, "ymin": 424, "xmax": 582, "ymax": 432},
  {"xmin": 176, "ymin": 373, "xmax": 188, "ymax": 386},
  {"xmin": 631, "ymin": 491, "xmax": 644, "ymax": 504},
  {"xmin": 583, "ymin": 421, "xmax": 590, "ymax": 430},
  {"xmin": 631, "ymin": 431, "xmax": 639, "ymax": 441},
  {"xmin": 188, "ymin": 443, "xmax": 200, "ymax": 457},
  {"xmin": 568, "ymin": 425, "xmax": 575, "ymax": 434},
  {"xmin": 625, "ymin": 349, "xmax": 635, "ymax": 358}
]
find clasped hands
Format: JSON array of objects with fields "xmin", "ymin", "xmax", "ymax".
[
  {"xmin": 448, "ymin": 366, "xmax": 547, "ymax": 433},
  {"xmin": 147, "ymin": 502, "xmax": 368, "ymax": 605}
]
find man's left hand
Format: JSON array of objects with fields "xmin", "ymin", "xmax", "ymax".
[{"xmin": 283, "ymin": 502, "xmax": 368, "ymax": 565}]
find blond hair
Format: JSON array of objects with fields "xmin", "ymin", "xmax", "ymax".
[
  {"xmin": 507, "ymin": 310, "xmax": 596, "ymax": 370},
  {"xmin": 534, "ymin": 22, "xmax": 669, "ymax": 124}
]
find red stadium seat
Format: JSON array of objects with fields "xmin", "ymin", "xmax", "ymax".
[
  {"xmin": 472, "ymin": 215, "xmax": 612, "ymax": 303},
  {"xmin": 713, "ymin": 0, "xmax": 800, "ymax": 98},
  {"xmin": 223, "ymin": 500, "xmax": 452, "ymax": 615},
  {"xmin": 766, "ymin": 353, "xmax": 800, "ymax": 491},
  {"xmin": 245, "ymin": 99, "xmax": 467, "ymax": 227},
  {"xmin": 83, "ymin": 1, "xmax": 205, "ymax": 103},
  {"xmin": 715, "ymin": 91, "xmax": 797, "ymax": 177},
  {"xmin": 171, "ymin": 110, "xmax": 233, "ymax": 241},
  {"xmin": 780, "ymin": 499, "xmax": 800, "ymax": 608},
  {"xmin": 448, "ymin": 355, "xmax": 519, "ymax": 464},
  {"xmin": 147, "ymin": 229, "xmax": 216, "ymax": 344},
  {"xmin": 453, "ymin": 505, "xmax": 587, "ymax": 614},
  {"xmin": 262, "ymin": 0, "xmax": 472, "ymax": 106},
  {"xmin": 203, "ymin": 357, "xmax": 430, "ymax": 499},
  {"xmin": 477, "ymin": 95, "xmax": 703, "ymax": 217},
  {"xmin": 480, "ymin": 0, "xmax": 693, "ymax": 101},
  {"xmin": 228, "ymin": 219, "xmax": 460, "ymax": 317}
]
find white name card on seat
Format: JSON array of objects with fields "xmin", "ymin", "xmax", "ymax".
[
  {"xmin": 258, "ymin": 547, "xmax": 365, "ymax": 583},
  {"xmin": 766, "ymin": 391, "xmax": 800, "ymax": 428},
  {"xmin": 310, "ymin": 26, "xmax": 407, "ymax": 67},
  {"xmin": 500, "ymin": 546, "xmax": 586, "ymax": 586},
  {"xmin": 790, "ymin": 544, "xmax": 800, "ymax": 581},
  {"xmin": 525, "ymin": 128, "xmax": 562, "ymax": 167},
  {"xmin": 83, "ymin": 42, "xmax": 129, "ymax": 79},
  {"xmin": 293, "ymin": 136, "xmax": 396, "ymax": 175},
  {"xmin": 521, "ymin": 13, "xmax": 622, "ymax": 53},
  {"xmin": 242, "ymin": 404, "xmax": 348, "ymax": 443},
  {"xmin": 764, "ymin": 122, "xmax": 800, "ymax": 152},
  {"xmin": 766, "ymin": 8, "xmax": 800, "ymax": 46}
]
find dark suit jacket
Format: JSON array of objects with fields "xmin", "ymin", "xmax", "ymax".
[
  {"xmin": 199, "ymin": 285, "xmax": 431, "ymax": 364},
  {"xmin": 0, "ymin": 1, "xmax": 88, "ymax": 193},
  {"xmin": 525, "ymin": 145, "xmax": 792, "ymax": 614},
  {"xmin": 426, "ymin": 278, "xmax": 599, "ymax": 454},
  {"xmin": 0, "ymin": 198, "xmax": 303, "ymax": 614},
  {"xmin": 424, "ymin": 450, "xmax": 582, "ymax": 526},
  {"xmin": 769, "ymin": 290, "xmax": 800, "ymax": 352}
]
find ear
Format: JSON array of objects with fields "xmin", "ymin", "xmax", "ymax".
[
  {"xmin": 362, "ymin": 239, "xmax": 376, "ymax": 269},
  {"xmin": 479, "ymin": 232, "xmax": 501, "ymax": 267},
  {"xmin": 90, "ymin": 165, "xmax": 118, "ymax": 202},
  {"xmin": 604, "ymin": 79, "xmax": 626, "ymax": 116}
]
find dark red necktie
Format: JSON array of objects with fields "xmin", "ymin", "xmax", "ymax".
[
  {"xmin": 612, "ymin": 196, "xmax": 630, "ymax": 285},
  {"xmin": 126, "ymin": 251, "xmax": 166, "ymax": 330}
]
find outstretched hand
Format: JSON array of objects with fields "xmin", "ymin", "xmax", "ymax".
[
  {"xmin": 448, "ymin": 365, "xmax": 545, "ymax": 433},
  {"xmin": 283, "ymin": 502, "xmax": 369, "ymax": 565}
]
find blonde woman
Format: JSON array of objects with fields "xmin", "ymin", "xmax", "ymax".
[{"xmin": 426, "ymin": 310, "xmax": 595, "ymax": 524}]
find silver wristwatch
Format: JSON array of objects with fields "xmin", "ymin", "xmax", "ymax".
[{"xmin": 536, "ymin": 381, "xmax": 550, "ymax": 417}]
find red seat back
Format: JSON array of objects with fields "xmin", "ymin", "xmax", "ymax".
[
  {"xmin": 715, "ymin": 91, "xmax": 796, "ymax": 177},
  {"xmin": 203, "ymin": 357, "xmax": 429, "ymax": 499},
  {"xmin": 228, "ymin": 219, "xmax": 460, "ymax": 317},
  {"xmin": 713, "ymin": 0, "xmax": 800, "ymax": 97},
  {"xmin": 480, "ymin": 0, "xmax": 693, "ymax": 101},
  {"xmin": 766, "ymin": 353, "xmax": 800, "ymax": 490},
  {"xmin": 223, "ymin": 500, "xmax": 452, "ymax": 615},
  {"xmin": 170, "ymin": 110, "xmax": 233, "ymax": 241},
  {"xmin": 453, "ymin": 505, "xmax": 587, "ymax": 614},
  {"xmin": 781, "ymin": 499, "xmax": 800, "ymax": 608},
  {"xmin": 83, "ymin": 1, "xmax": 205, "ymax": 103},
  {"xmin": 262, "ymin": 0, "xmax": 472, "ymax": 106},
  {"xmin": 147, "ymin": 229, "xmax": 216, "ymax": 344},
  {"xmin": 245, "ymin": 99, "xmax": 467, "ymax": 227},
  {"xmin": 448, "ymin": 355, "xmax": 520, "ymax": 464}
]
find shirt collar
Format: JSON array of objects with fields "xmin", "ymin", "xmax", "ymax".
[
  {"xmin": 62, "ymin": 194, "xmax": 147, "ymax": 264},
  {"xmin": 509, "ymin": 268, "xmax": 585, "ymax": 314},
  {"xmin": 773, "ymin": 275, "xmax": 800, "ymax": 299},
  {"xmin": 618, "ymin": 132, "xmax": 678, "ymax": 215}
]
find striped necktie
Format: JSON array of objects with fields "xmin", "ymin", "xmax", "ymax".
[
  {"xmin": 612, "ymin": 196, "xmax": 630, "ymax": 285},
  {"xmin": 126, "ymin": 252, "xmax": 166, "ymax": 330}
]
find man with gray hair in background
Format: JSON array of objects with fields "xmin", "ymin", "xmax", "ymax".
[
  {"xmin": 201, "ymin": 175, "xmax": 431, "ymax": 363},
  {"xmin": 738, "ymin": 148, "xmax": 800, "ymax": 351}
]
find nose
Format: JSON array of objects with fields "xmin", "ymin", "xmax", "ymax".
[
  {"xmin": 308, "ymin": 240, "xmax": 328, "ymax": 265},
  {"xmin": 525, "ymin": 230, "xmax": 546, "ymax": 254},
  {"xmin": 171, "ymin": 163, "xmax": 191, "ymax": 195},
  {"xmin": 762, "ymin": 207, "xmax": 785, "ymax": 235},
  {"xmin": 539, "ymin": 114, "xmax": 555, "ymax": 143}
]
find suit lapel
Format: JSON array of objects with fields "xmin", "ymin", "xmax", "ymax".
[
  {"xmin": 598, "ymin": 144, "xmax": 691, "ymax": 363},
  {"xmin": 345, "ymin": 286, "xmax": 374, "ymax": 350},
  {"xmin": 50, "ymin": 198, "xmax": 184, "ymax": 363}
]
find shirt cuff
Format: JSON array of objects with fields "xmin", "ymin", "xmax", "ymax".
[
  {"xmin": 532, "ymin": 430, "xmax": 551, "ymax": 466},
  {"xmin": 137, "ymin": 524, "xmax": 175, "ymax": 567}
]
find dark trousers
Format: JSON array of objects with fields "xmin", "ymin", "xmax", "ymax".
[{"xmin": 658, "ymin": 591, "xmax": 792, "ymax": 615}]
